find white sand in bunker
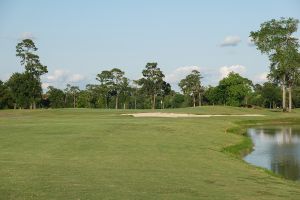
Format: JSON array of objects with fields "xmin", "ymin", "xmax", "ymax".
[{"xmin": 122, "ymin": 113, "xmax": 265, "ymax": 118}]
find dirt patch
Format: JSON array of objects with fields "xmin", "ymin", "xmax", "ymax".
[{"xmin": 122, "ymin": 113, "xmax": 265, "ymax": 118}]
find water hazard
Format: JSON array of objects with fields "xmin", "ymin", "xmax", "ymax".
[{"xmin": 244, "ymin": 126, "xmax": 300, "ymax": 181}]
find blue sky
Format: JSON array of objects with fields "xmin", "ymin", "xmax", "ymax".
[{"xmin": 0, "ymin": 0, "xmax": 300, "ymax": 91}]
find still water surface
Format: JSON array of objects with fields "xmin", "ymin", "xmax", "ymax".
[{"xmin": 244, "ymin": 126, "xmax": 300, "ymax": 181}]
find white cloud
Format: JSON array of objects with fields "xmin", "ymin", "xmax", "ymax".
[
  {"xmin": 46, "ymin": 69, "xmax": 66, "ymax": 81},
  {"xmin": 220, "ymin": 36, "xmax": 241, "ymax": 47},
  {"xmin": 247, "ymin": 37, "xmax": 255, "ymax": 46},
  {"xmin": 165, "ymin": 66, "xmax": 202, "ymax": 84},
  {"xmin": 42, "ymin": 69, "xmax": 87, "ymax": 90},
  {"xmin": 69, "ymin": 74, "xmax": 85, "ymax": 82},
  {"xmin": 41, "ymin": 82, "xmax": 50, "ymax": 90},
  {"xmin": 253, "ymin": 72, "xmax": 268, "ymax": 83},
  {"xmin": 219, "ymin": 65, "xmax": 246, "ymax": 78},
  {"xmin": 46, "ymin": 69, "xmax": 85, "ymax": 83},
  {"xmin": 19, "ymin": 32, "xmax": 36, "ymax": 40}
]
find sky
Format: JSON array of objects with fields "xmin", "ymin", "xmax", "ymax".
[{"xmin": 0, "ymin": 0, "xmax": 300, "ymax": 91}]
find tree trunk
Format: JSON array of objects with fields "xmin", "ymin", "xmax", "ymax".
[
  {"xmin": 73, "ymin": 95, "xmax": 76, "ymax": 108},
  {"xmin": 123, "ymin": 103, "xmax": 126, "ymax": 110},
  {"xmin": 33, "ymin": 100, "xmax": 36, "ymax": 109},
  {"xmin": 198, "ymin": 93, "xmax": 202, "ymax": 107},
  {"xmin": 105, "ymin": 95, "xmax": 108, "ymax": 109},
  {"xmin": 282, "ymin": 75, "xmax": 286, "ymax": 112},
  {"xmin": 152, "ymin": 94, "xmax": 156, "ymax": 109},
  {"xmin": 64, "ymin": 95, "xmax": 67, "ymax": 107},
  {"xmin": 14, "ymin": 103, "xmax": 16, "ymax": 110},
  {"xmin": 115, "ymin": 95, "xmax": 118, "ymax": 109},
  {"xmin": 193, "ymin": 94, "xmax": 196, "ymax": 108},
  {"xmin": 134, "ymin": 97, "xmax": 137, "ymax": 109},
  {"xmin": 288, "ymin": 86, "xmax": 292, "ymax": 112}
]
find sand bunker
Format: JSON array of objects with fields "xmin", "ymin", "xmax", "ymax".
[{"xmin": 122, "ymin": 113, "xmax": 265, "ymax": 118}]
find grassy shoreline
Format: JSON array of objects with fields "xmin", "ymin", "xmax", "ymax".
[
  {"xmin": 222, "ymin": 117, "xmax": 300, "ymax": 181},
  {"xmin": 222, "ymin": 117, "xmax": 300, "ymax": 157}
]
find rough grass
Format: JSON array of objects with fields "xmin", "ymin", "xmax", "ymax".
[{"xmin": 0, "ymin": 106, "xmax": 300, "ymax": 199}]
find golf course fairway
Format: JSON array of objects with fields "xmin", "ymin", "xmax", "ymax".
[{"xmin": 0, "ymin": 106, "xmax": 300, "ymax": 199}]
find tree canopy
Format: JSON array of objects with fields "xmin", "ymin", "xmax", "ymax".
[
  {"xmin": 179, "ymin": 70, "xmax": 202, "ymax": 107},
  {"xmin": 138, "ymin": 63, "xmax": 165, "ymax": 109},
  {"xmin": 15, "ymin": 39, "xmax": 48, "ymax": 109},
  {"xmin": 217, "ymin": 72, "xmax": 253, "ymax": 106},
  {"xmin": 250, "ymin": 17, "xmax": 300, "ymax": 111}
]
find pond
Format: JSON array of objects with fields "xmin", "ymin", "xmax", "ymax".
[{"xmin": 244, "ymin": 125, "xmax": 300, "ymax": 181}]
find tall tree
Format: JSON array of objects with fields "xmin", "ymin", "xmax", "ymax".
[
  {"xmin": 250, "ymin": 17, "xmax": 299, "ymax": 112},
  {"xmin": 77, "ymin": 90, "xmax": 89, "ymax": 108},
  {"xmin": 268, "ymin": 47, "xmax": 300, "ymax": 111},
  {"xmin": 217, "ymin": 72, "xmax": 253, "ymax": 106},
  {"xmin": 0, "ymin": 80, "xmax": 13, "ymax": 109},
  {"xmin": 110, "ymin": 68, "xmax": 126, "ymax": 109},
  {"xmin": 6, "ymin": 73, "xmax": 41, "ymax": 109},
  {"xmin": 248, "ymin": 84, "xmax": 264, "ymax": 107},
  {"xmin": 63, "ymin": 84, "xmax": 80, "ymax": 108},
  {"xmin": 204, "ymin": 86, "xmax": 219, "ymax": 106},
  {"xmin": 286, "ymin": 50, "xmax": 300, "ymax": 111},
  {"xmin": 261, "ymin": 82, "xmax": 281, "ymax": 109},
  {"xmin": 70, "ymin": 86, "xmax": 80, "ymax": 108},
  {"xmin": 131, "ymin": 80, "xmax": 140, "ymax": 109},
  {"xmin": 0, "ymin": 80, "xmax": 7, "ymax": 109},
  {"xmin": 96, "ymin": 70, "xmax": 113, "ymax": 108},
  {"xmin": 160, "ymin": 81, "xmax": 171, "ymax": 109},
  {"xmin": 119, "ymin": 77, "xmax": 130, "ymax": 109},
  {"xmin": 46, "ymin": 86, "xmax": 65, "ymax": 108},
  {"xmin": 292, "ymin": 85, "xmax": 300, "ymax": 108},
  {"xmin": 178, "ymin": 70, "xmax": 202, "ymax": 107},
  {"xmin": 85, "ymin": 84, "xmax": 100, "ymax": 108},
  {"xmin": 138, "ymin": 63, "xmax": 165, "ymax": 109},
  {"xmin": 64, "ymin": 84, "xmax": 71, "ymax": 107},
  {"xmin": 16, "ymin": 39, "xmax": 47, "ymax": 109}
]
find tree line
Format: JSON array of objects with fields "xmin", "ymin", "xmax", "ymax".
[{"xmin": 0, "ymin": 17, "xmax": 300, "ymax": 111}]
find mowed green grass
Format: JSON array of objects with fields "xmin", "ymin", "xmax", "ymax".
[{"xmin": 0, "ymin": 107, "xmax": 300, "ymax": 199}]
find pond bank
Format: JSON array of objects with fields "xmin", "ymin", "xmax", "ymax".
[{"xmin": 222, "ymin": 117, "xmax": 300, "ymax": 181}]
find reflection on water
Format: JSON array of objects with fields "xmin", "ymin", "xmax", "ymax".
[{"xmin": 244, "ymin": 126, "xmax": 300, "ymax": 181}]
